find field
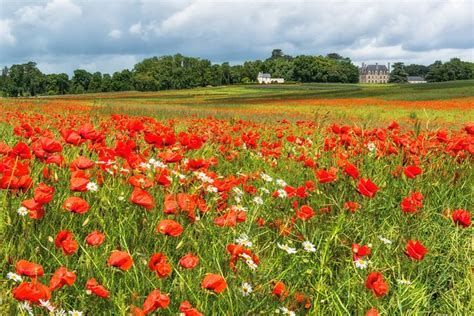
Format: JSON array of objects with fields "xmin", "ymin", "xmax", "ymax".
[{"xmin": 0, "ymin": 81, "xmax": 473, "ymax": 315}]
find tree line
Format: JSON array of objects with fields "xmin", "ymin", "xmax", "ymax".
[
  {"xmin": 1, "ymin": 50, "xmax": 472, "ymax": 96},
  {"xmin": 388, "ymin": 58, "xmax": 474, "ymax": 83}
]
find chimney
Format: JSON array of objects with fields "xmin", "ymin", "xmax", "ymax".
[{"xmin": 388, "ymin": 62, "xmax": 390, "ymax": 73}]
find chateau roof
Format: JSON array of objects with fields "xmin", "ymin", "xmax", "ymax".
[{"xmin": 361, "ymin": 64, "xmax": 388, "ymax": 72}]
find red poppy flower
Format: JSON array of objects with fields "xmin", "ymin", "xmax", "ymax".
[
  {"xmin": 177, "ymin": 193, "xmax": 196, "ymax": 212},
  {"xmin": 365, "ymin": 272, "xmax": 389, "ymax": 297},
  {"xmin": 86, "ymin": 278, "xmax": 110, "ymax": 298},
  {"xmin": 21, "ymin": 199, "xmax": 45, "ymax": 220},
  {"xmin": 366, "ymin": 308, "xmax": 379, "ymax": 316},
  {"xmin": 344, "ymin": 201, "xmax": 360, "ymax": 213},
  {"xmin": 85, "ymin": 230, "xmax": 105, "ymax": 246},
  {"xmin": 401, "ymin": 192, "xmax": 424, "ymax": 213},
  {"xmin": 163, "ymin": 194, "xmax": 179, "ymax": 214},
  {"xmin": 148, "ymin": 253, "xmax": 172, "ymax": 278},
  {"xmin": 70, "ymin": 156, "xmax": 95, "ymax": 170},
  {"xmin": 130, "ymin": 306, "xmax": 145, "ymax": 316},
  {"xmin": 107, "ymin": 250, "xmax": 134, "ymax": 271},
  {"xmin": 15, "ymin": 260, "xmax": 44, "ymax": 278},
  {"xmin": 296, "ymin": 205, "xmax": 315, "ymax": 221},
  {"xmin": 10, "ymin": 142, "xmax": 31, "ymax": 160},
  {"xmin": 406, "ymin": 240, "xmax": 428, "ymax": 261},
  {"xmin": 156, "ymin": 219, "xmax": 184, "ymax": 237},
  {"xmin": 452, "ymin": 209, "xmax": 471, "ymax": 228},
  {"xmin": 55, "ymin": 230, "xmax": 78, "ymax": 256},
  {"xmin": 49, "ymin": 266, "xmax": 76, "ymax": 291},
  {"xmin": 70, "ymin": 175, "xmax": 90, "ymax": 192},
  {"xmin": 12, "ymin": 280, "xmax": 51, "ymax": 304},
  {"xmin": 214, "ymin": 209, "xmax": 246, "ymax": 227},
  {"xmin": 33, "ymin": 183, "xmax": 55, "ymax": 204},
  {"xmin": 40, "ymin": 137, "xmax": 62, "ymax": 153},
  {"xmin": 316, "ymin": 168, "xmax": 337, "ymax": 183},
  {"xmin": 357, "ymin": 178, "xmax": 379, "ymax": 198},
  {"xmin": 272, "ymin": 281, "xmax": 288, "ymax": 299},
  {"xmin": 142, "ymin": 289, "xmax": 170, "ymax": 313},
  {"xmin": 130, "ymin": 187, "xmax": 155, "ymax": 210},
  {"xmin": 63, "ymin": 196, "xmax": 90, "ymax": 214},
  {"xmin": 344, "ymin": 163, "xmax": 359, "ymax": 179},
  {"xmin": 179, "ymin": 253, "xmax": 199, "ymax": 269},
  {"xmin": 179, "ymin": 301, "xmax": 203, "ymax": 316},
  {"xmin": 226, "ymin": 244, "xmax": 260, "ymax": 271},
  {"xmin": 404, "ymin": 165, "xmax": 422, "ymax": 179},
  {"xmin": 201, "ymin": 273, "xmax": 227, "ymax": 294},
  {"xmin": 352, "ymin": 243, "xmax": 372, "ymax": 258}
]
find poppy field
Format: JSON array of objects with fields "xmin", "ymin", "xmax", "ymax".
[{"xmin": 0, "ymin": 84, "xmax": 473, "ymax": 315}]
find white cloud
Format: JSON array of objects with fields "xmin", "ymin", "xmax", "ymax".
[
  {"xmin": 108, "ymin": 29, "xmax": 122, "ymax": 39},
  {"xmin": 15, "ymin": 0, "xmax": 82, "ymax": 30},
  {"xmin": 0, "ymin": 19, "xmax": 16, "ymax": 45}
]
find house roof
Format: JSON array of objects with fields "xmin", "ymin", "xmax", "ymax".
[
  {"xmin": 407, "ymin": 76, "xmax": 426, "ymax": 81},
  {"xmin": 257, "ymin": 72, "xmax": 271, "ymax": 78},
  {"xmin": 359, "ymin": 64, "xmax": 388, "ymax": 73}
]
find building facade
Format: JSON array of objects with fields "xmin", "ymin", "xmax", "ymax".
[
  {"xmin": 257, "ymin": 72, "xmax": 285, "ymax": 84},
  {"xmin": 359, "ymin": 63, "xmax": 390, "ymax": 83}
]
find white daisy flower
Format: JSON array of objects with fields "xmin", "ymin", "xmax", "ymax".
[
  {"xmin": 206, "ymin": 185, "xmax": 218, "ymax": 193},
  {"xmin": 240, "ymin": 282, "xmax": 253, "ymax": 296},
  {"xmin": 277, "ymin": 189, "xmax": 287, "ymax": 198},
  {"xmin": 240, "ymin": 253, "xmax": 258, "ymax": 270},
  {"xmin": 233, "ymin": 205, "xmax": 248, "ymax": 213},
  {"xmin": 366, "ymin": 142, "xmax": 376, "ymax": 152},
  {"xmin": 253, "ymin": 196, "xmax": 264, "ymax": 205},
  {"xmin": 276, "ymin": 179, "xmax": 287, "ymax": 187},
  {"xmin": 39, "ymin": 299, "xmax": 55, "ymax": 312},
  {"xmin": 277, "ymin": 243, "xmax": 297, "ymax": 254},
  {"xmin": 139, "ymin": 162, "xmax": 151, "ymax": 169},
  {"xmin": 302, "ymin": 241, "xmax": 316, "ymax": 252},
  {"xmin": 86, "ymin": 182, "xmax": 98, "ymax": 192},
  {"xmin": 397, "ymin": 279, "xmax": 412, "ymax": 285},
  {"xmin": 354, "ymin": 258, "xmax": 369, "ymax": 269},
  {"xmin": 56, "ymin": 310, "xmax": 67, "ymax": 316},
  {"xmin": 19, "ymin": 302, "xmax": 34, "ymax": 315},
  {"xmin": 233, "ymin": 187, "xmax": 244, "ymax": 196},
  {"xmin": 236, "ymin": 233, "xmax": 253, "ymax": 248},
  {"xmin": 260, "ymin": 187, "xmax": 270, "ymax": 194},
  {"xmin": 7, "ymin": 272, "xmax": 22, "ymax": 282},
  {"xmin": 118, "ymin": 195, "xmax": 125, "ymax": 201},
  {"xmin": 277, "ymin": 307, "xmax": 295, "ymax": 316},
  {"xmin": 68, "ymin": 311, "xmax": 83, "ymax": 316},
  {"xmin": 17, "ymin": 206, "xmax": 29, "ymax": 216},
  {"xmin": 378, "ymin": 236, "xmax": 393, "ymax": 245},
  {"xmin": 261, "ymin": 173, "xmax": 273, "ymax": 182}
]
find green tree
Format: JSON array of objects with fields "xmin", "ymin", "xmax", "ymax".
[
  {"xmin": 405, "ymin": 64, "xmax": 429, "ymax": 77},
  {"xmin": 88, "ymin": 72, "xmax": 103, "ymax": 93},
  {"xmin": 71, "ymin": 69, "xmax": 92, "ymax": 93},
  {"xmin": 388, "ymin": 62, "xmax": 408, "ymax": 83}
]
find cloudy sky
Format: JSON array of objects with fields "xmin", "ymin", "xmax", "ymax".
[{"xmin": 1, "ymin": 0, "xmax": 473, "ymax": 75}]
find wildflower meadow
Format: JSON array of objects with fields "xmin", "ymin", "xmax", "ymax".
[{"xmin": 0, "ymin": 85, "xmax": 472, "ymax": 315}]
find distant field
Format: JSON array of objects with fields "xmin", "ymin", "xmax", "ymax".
[{"xmin": 1, "ymin": 80, "xmax": 473, "ymax": 125}]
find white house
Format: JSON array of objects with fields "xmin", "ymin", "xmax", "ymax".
[
  {"xmin": 407, "ymin": 76, "xmax": 427, "ymax": 84},
  {"xmin": 257, "ymin": 72, "xmax": 284, "ymax": 84}
]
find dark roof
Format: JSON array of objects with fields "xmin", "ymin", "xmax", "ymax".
[
  {"xmin": 359, "ymin": 64, "xmax": 388, "ymax": 73},
  {"xmin": 407, "ymin": 76, "xmax": 426, "ymax": 81}
]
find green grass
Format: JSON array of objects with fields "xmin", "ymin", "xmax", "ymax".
[{"xmin": 0, "ymin": 81, "xmax": 473, "ymax": 315}]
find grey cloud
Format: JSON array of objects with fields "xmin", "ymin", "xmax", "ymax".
[{"xmin": 0, "ymin": 0, "xmax": 472, "ymax": 75}]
